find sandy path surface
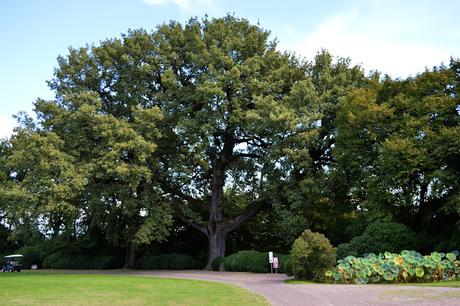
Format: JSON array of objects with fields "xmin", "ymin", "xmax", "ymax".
[{"xmin": 43, "ymin": 269, "xmax": 460, "ymax": 305}]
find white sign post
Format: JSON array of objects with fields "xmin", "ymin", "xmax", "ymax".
[{"xmin": 268, "ymin": 252, "xmax": 274, "ymax": 274}]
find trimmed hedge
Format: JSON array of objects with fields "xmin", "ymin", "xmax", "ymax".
[
  {"xmin": 135, "ymin": 253, "xmax": 203, "ymax": 270},
  {"xmin": 42, "ymin": 251, "xmax": 124, "ymax": 269},
  {"xmin": 18, "ymin": 246, "xmax": 42, "ymax": 269},
  {"xmin": 222, "ymin": 250, "xmax": 289, "ymax": 273}
]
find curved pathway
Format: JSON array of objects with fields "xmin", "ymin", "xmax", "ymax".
[{"xmin": 49, "ymin": 270, "xmax": 460, "ymax": 305}]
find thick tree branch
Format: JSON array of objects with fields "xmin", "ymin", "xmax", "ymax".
[
  {"xmin": 170, "ymin": 203, "xmax": 207, "ymax": 234},
  {"xmin": 234, "ymin": 152, "xmax": 262, "ymax": 159},
  {"xmin": 225, "ymin": 200, "xmax": 268, "ymax": 233},
  {"xmin": 156, "ymin": 173, "xmax": 207, "ymax": 208}
]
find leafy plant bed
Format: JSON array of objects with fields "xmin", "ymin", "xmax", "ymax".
[
  {"xmin": 327, "ymin": 250, "xmax": 460, "ymax": 284},
  {"xmin": 0, "ymin": 272, "xmax": 268, "ymax": 305}
]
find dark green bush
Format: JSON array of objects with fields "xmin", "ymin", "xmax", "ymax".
[
  {"xmin": 337, "ymin": 221, "xmax": 420, "ymax": 258},
  {"xmin": 42, "ymin": 251, "xmax": 124, "ymax": 269},
  {"xmin": 211, "ymin": 256, "xmax": 223, "ymax": 271},
  {"xmin": 336, "ymin": 243, "xmax": 359, "ymax": 259},
  {"xmin": 170, "ymin": 254, "xmax": 202, "ymax": 270},
  {"xmin": 135, "ymin": 253, "xmax": 202, "ymax": 270},
  {"xmin": 17, "ymin": 246, "xmax": 42, "ymax": 269},
  {"xmin": 282, "ymin": 257, "xmax": 293, "ymax": 276},
  {"xmin": 290, "ymin": 229, "xmax": 336, "ymax": 281},
  {"xmin": 136, "ymin": 254, "xmax": 162, "ymax": 269},
  {"xmin": 223, "ymin": 250, "xmax": 268, "ymax": 273},
  {"xmin": 159, "ymin": 254, "xmax": 173, "ymax": 269},
  {"xmin": 223, "ymin": 250, "xmax": 289, "ymax": 273},
  {"xmin": 278, "ymin": 254, "xmax": 291, "ymax": 274}
]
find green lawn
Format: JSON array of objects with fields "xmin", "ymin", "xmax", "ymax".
[
  {"xmin": 285, "ymin": 278, "xmax": 460, "ymax": 287},
  {"xmin": 407, "ymin": 280, "xmax": 460, "ymax": 288},
  {"xmin": 0, "ymin": 273, "xmax": 268, "ymax": 305}
]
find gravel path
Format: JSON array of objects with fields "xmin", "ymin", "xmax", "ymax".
[{"xmin": 44, "ymin": 270, "xmax": 460, "ymax": 305}]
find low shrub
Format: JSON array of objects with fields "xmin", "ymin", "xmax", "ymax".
[
  {"xmin": 135, "ymin": 253, "xmax": 202, "ymax": 270},
  {"xmin": 278, "ymin": 254, "xmax": 292, "ymax": 274},
  {"xmin": 327, "ymin": 250, "xmax": 460, "ymax": 284},
  {"xmin": 42, "ymin": 251, "xmax": 124, "ymax": 269},
  {"xmin": 337, "ymin": 221, "xmax": 420, "ymax": 259},
  {"xmin": 211, "ymin": 256, "xmax": 223, "ymax": 271},
  {"xmin": 336, "ymin": 243, "xmax": 358, "ymax": 259},
  {"xmin": 290, "ymin": 229, "xmax": 336, "ymax": 281},
  {"xmin": 170, "ymin": 254, "xmax": 202, "ymax": 270},
  {"xmin": 17, "ymin": 246, "xmax": 42, "ymax": 269},
  {"xmin": 223, "ymin": 250, "xmax": 289, "ymax": 273},
  {"xmin": 136, "ymin": 254, "xmax": 162, "ymax": 269},
  {"xmin": 16, "ymin": 239, "xmax": 66, "ymax": 269},
  {"xmin": 223, "ymin": 250, "xmax": 267, "ymax": 273}
]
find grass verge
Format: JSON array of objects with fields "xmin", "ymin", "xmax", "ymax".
[
  {"xmin": 403, "ymin": 280, "xmax": 460, "ymax": 288},
  {"xmin": 284, "ymin": 278, "xmax": 460, "ymax": 287}
]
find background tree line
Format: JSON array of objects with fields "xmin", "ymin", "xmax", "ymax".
[{"xmin": 0, "ymin": 16, "xmax": 459, "ymax": 269}]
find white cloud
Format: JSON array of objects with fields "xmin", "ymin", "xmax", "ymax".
[
  {"xmin": 0, "ymin": 116, "xmax": 16, "ymax": 139},
  {"xmin": 289, "ymin": 7, "xmax": 453, "ymax": 78},
  {"xmin": 142, "ymin": 0, "xmax": 213, "ymax": 11}
]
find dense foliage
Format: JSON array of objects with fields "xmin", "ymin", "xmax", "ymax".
[
  {"xmin": 42, "ymin": 252, "xmax": 124, "ymax": 269},
  {"xmin": 135, "ymin": 253, "xmax": 203, "ymax": 270},
  {"xmin": 0, "ymin": 15, "xmax": 459, "ymax": 270},
  {"xmin": 336, "ymin": 221, "xmax": 420, "ymax": 258},
  {"xmin": 327, "ymin": 250, "xmax": 460, "ymax": 284},
  {"xmin": 290, "ymin": 230, "xmax": 336, "ymax": 281}
]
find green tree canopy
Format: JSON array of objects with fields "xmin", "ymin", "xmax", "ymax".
[
  {"xmin": 18, "ymin": 16, "xmax": 327, "ymax": 268},
  {"xmin": 334, "ymin": 60, "xmax": 460, "ymax": 235}
]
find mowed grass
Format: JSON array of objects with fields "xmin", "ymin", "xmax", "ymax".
[
  {"xmin": 285, "ymin": 278, "xmax": 460, "ymax": 287},
  {"xmin": 0, "ymin": 273, "xmax": 268, "ymax": 306},
  {"xmin": 407, "ymin": 280, "xmax": 460, "ymax": 288}
]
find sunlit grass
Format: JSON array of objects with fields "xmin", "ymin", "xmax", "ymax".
[
  {"xmin": 404, "ymin": 280, "xmax": 460, "ymax": 288},
  {"xmin": 0, "ymin": 272, "xmax": 268, "ymax": 305}
]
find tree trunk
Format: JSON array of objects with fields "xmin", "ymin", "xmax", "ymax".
[
  {"xmin": 124, "ymin": 241, "xmax": 136, "ymax": 269},
  {"xmin": 204, "ymin": 225, "xmax": 227, "ymax": 270}
]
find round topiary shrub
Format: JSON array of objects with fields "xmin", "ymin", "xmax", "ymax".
[{"xmin": 290, "ymin": 229, "xmax": 336, "ymax": 281}]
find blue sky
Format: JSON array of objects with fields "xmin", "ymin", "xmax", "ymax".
[{"xmin": 1, "ymin": 0, "xmax": 459, "ymax": 138}]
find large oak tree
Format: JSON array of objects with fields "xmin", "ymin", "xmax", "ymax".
[{"xmin": 36, "ymin": 16, "xmax": 319, "ymax": 268}]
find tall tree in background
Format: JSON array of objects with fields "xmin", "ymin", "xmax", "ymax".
[
  {"xmin": 268, "ymin": 52, "xmax": 368, "ymax": 244},
  {"xmin": 334, "ymin": 60, "xmax": 460, "ymax": 239},
  {"xmin": 32, "ymin": 92, "xmax": 171, "ymax": 268},
  {"xmin": 38, "ymin": 16, "xmax": 320, "ymax": 268}
]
